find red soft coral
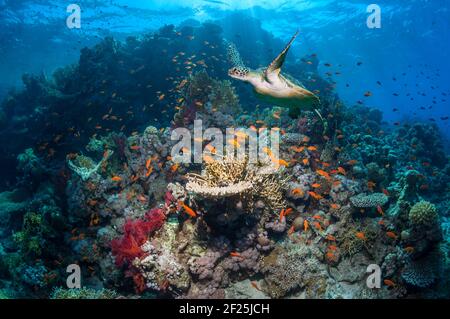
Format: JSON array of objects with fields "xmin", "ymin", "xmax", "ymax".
[{"xmin": 111, "ymin": 208, "xmax": 166, "ymax": 267}]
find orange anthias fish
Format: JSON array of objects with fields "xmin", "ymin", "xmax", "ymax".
[
  {"xmin": 330, "ymin": 203, "xmax": 340, "ymax": 209},
  {"xmin": 250, "ymin": 281, "xmax": 262, "ymax": 291},
  {"xmin": 307, "ymin": 146, "xmax": 318, "ymax": 151},
  {"xmin": 316, "ymin": 169, "xmax": 331, "ymax": 180},
  {"xmin": 332, "ymin": 180, "xmax": 342, "ymax": 187},
  {"xmin": 284, "ymin": 208, "xmax": 293, "ymax": 216},
  {"xmin": 308, "ymin": 191, "xmax": 323, "ymax": 200},
  {"xmin": 170, "ymin": 163, "xmax": 179, "ymax": 173},
  {"xmin": 328, "ymin": 245, "xmax": 338, "ymax": 251},
  {"xmin": 404, "ymin": 246, "xmax": 415, "ymax": 254},
  {"xmin": 337, "ymin": 167, "xmax": 346, "ymax": 175},
  {"xmin": 313, "ymin": 221, "xmax": 322, "ymax": 231},
  {"xmin": 384, "ymin": 279, "xmax": 396, "ymax": 287},
  {"xmin": 291, "ymin": 146, "xmax": 305, "ymax": 153},
  {"xmin": 311, "ymin": 183, "xmax": 321, "ymax": 188},
  {"xmin": 356, "ymin": 232, "xmax": 366, "ymax": 240},
  {"xmin": 386, "ymin": 231, "xmax": 398, "ymax": 239},
  {"xmin": 303, "ymin": 220, "xmax": 309, "ymax": 232},
  {"xmin": 291, "ymin": 188, "xmax": 304, "ymax": 196},
  {"xmin": 111, "ymin": 176, "xmax": 122, "ymax": 182},
  {"xmin": 230, "ymin": 252, "xmax": 243, "ymax": 258},
  {"xmin": 288, "ymin": 225, "xmax": 295, "ymax": 235},
  {"xmin": 179, "ymin": 201, "xmax": 197, "ymax": 218},
  {"xmin": 145, "ymin": 167, "xmax": 153, "ymax": 177},
  {"xmin": 145, "ymin": 158, "xmax": 152, "ymax": 170},
  {"xmin": 277, "ymin": 158, "xmax": 289, "ymax": 167},
  {"xmin": 326, "ymin": 234, "xmax": 336, "ymax": 241},
  {"xmin": 279, "ymin": 209, "xmax": 285, "ymax": 222}
]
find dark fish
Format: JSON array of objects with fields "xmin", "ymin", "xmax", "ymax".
[
  {"xmin": 441, "ymin": 117, "xmax": 449, "ymax": 121},
  {"xmin": 392, "ymin": 108, "xmax": 399, "ymax": 112}
]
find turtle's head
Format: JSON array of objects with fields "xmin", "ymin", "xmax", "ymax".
[{"xmin": 228, "ymin": 66, "xmax": 250, "ymax": 81}]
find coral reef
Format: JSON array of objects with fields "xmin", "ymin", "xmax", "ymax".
[{"xmin": 0, "ymin": 18, "xmax": 448, "ymax": 300}]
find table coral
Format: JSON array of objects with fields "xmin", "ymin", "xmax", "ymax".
[
  {"xmin": 350, "ymin": 192, "xmax": 388, "ymax": 208},
  {"xmin": 186, "ymin": 155, "xmax": 287, "ymax": 212}
]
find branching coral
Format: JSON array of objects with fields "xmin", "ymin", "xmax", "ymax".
[{"xmin": 186, "ymin": 155, "xmax": 287, "ymax": 212}]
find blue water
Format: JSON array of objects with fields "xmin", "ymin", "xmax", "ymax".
[{"xmin": 1, "ymin": 0, "xmax": 449, "ymax": 140}]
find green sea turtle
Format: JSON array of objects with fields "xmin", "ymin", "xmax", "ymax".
[{"xmin": 226, "ymin": 31, "xmax": 320, "ymax": 118}]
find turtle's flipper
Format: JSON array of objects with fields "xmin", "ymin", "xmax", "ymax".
[{"xmin": 265, "ymin": 30, "xmax": 299, "ymax": 82}]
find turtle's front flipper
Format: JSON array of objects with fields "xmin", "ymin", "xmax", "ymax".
[{"xmin": 264, "ymin": 30, "xmax": 299, "ymax": 82}]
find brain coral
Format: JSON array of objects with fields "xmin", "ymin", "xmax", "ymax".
[
  {"xmin": 349, "ymin": 193, "xmax": 388, "ymax": 208},
  {"xmin": 409, "ymin": 201, "xmax": 438, "ymax": 227}
]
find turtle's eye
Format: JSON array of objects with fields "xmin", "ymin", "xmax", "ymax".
[{"xmin": 228, "ymin": 67, "xmax": 248, "ymax": 77}]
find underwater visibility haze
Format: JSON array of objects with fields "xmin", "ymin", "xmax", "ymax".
[{"xmin": 0, "ymin": 0, "xmax": 449, "ymax": 300}]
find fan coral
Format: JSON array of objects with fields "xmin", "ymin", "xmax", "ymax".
[
  {"xmin": 350, "ymin": 192, "xmax": 388, "ymax": 208},
  {"xmin": 186, "ymin": 156, "xmax": 287, "ymax": 212},
  {"xmin": 409, "ymin": 201, "xmax": 439, "ymax": 227},
  {"xmin": 111, "ymin": 208, "xmax": 166, "ymax": 266}
]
